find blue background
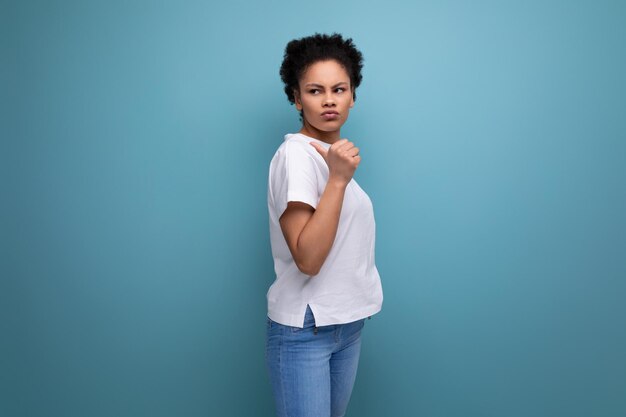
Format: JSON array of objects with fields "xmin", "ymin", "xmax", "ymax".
[{"xmin": 3, "ymin": 1, "xmax": 625, "ymax": 416}]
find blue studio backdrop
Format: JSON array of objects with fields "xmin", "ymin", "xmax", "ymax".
[{"xmin": 3, "ymin": 1, "xmax": 625, "ymax": 416}]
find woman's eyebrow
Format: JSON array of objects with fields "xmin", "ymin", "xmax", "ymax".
[{"xmin": 305, "ymin": 82, "xmax": 349, "ymax": 88}]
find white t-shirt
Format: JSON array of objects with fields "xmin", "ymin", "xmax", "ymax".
[{"xmin": 266, "ymin": 132, "xmax": 383, "ymax": 328}]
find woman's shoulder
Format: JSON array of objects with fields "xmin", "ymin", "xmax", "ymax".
[
  {"xmin": 273, "ymin": 133, "xmax": 315, "ymax": 159},
  {"xmin": 284, "ymin": 132, "xmax": 312, "ymax": 149}
]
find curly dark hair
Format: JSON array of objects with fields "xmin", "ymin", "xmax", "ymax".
[{"xmin": 279, "ymin": 32, "xmax": 364, "ymax": 120}]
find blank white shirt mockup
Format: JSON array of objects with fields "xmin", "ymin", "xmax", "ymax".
[{"xmin": 266, "ymin": 132, "xmax": 383, "ymax": 328}]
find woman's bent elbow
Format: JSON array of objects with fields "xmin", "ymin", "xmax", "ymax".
[{"xmin": 296, "ymin": 261, "xmax": 321, "ymax": 277}]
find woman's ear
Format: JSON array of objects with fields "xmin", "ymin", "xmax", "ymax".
[{"xmin": 294, "ymin": 89, "xmax": 302, "ymax": 110}]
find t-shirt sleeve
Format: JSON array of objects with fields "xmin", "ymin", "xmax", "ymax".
[{"xmin": 270, "ymin": 141, "xmax": 320, "ymax": 219}]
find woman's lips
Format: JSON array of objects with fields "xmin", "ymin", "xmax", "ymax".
[{"xmin": 322, "ymin": 113, "xmax": 339, "ymax": 120}]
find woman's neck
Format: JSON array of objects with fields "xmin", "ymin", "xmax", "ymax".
[{"xmin": 299, "ymin": 122, "xmax": 340, "ymax": 145}]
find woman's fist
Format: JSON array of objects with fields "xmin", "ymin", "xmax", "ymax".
[{"xmin": 310, "ymin": 139, "xmax": 361, "ymax": 186}]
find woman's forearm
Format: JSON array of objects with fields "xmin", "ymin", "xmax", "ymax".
[{"xmin": 295, "ymin": 178, "xmax": 347, "ymax": 276}]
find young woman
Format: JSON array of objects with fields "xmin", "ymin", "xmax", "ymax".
[{"xmin": 265, "ymin": 32, "xmax": 383, "ymax": 417}]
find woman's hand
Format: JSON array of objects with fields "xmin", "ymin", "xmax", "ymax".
[{"xmin": 310, "ymin": 139, "xmax": 360, "ymax": 186}]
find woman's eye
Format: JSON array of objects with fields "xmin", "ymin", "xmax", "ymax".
[{"xmin": 309, "ymin": 88, "xmax": 345, "ymax": 94}]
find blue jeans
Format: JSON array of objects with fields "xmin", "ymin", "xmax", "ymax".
[{"xmin": 265, "ymin": 304, "xmax": 366, "ymax": 417}]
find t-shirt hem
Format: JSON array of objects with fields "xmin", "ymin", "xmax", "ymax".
[
  {"xmin": 312, "ymin": 304, "xmax": 383, "ymax": 327},
  {"xmin": 268, "ymin": 303, "xmax": 382, "ymax": 328}
]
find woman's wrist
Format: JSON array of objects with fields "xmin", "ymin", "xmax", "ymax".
[{"xmin": 327, "ymin": 176, "xmax": 350, "ymax": 189}]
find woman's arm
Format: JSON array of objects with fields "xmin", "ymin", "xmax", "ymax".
[
  {"xmin": 279, "ymin": 179, "xmax": 346, "ymax": 276},
  {"xmin": 279, "ymin": 139, "xmax": 360, "ymax": 276}
]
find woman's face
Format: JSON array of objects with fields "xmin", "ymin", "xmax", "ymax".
[{"xmin": 294, "ymin": 59, "xmax": 355, "ymax": 137}]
